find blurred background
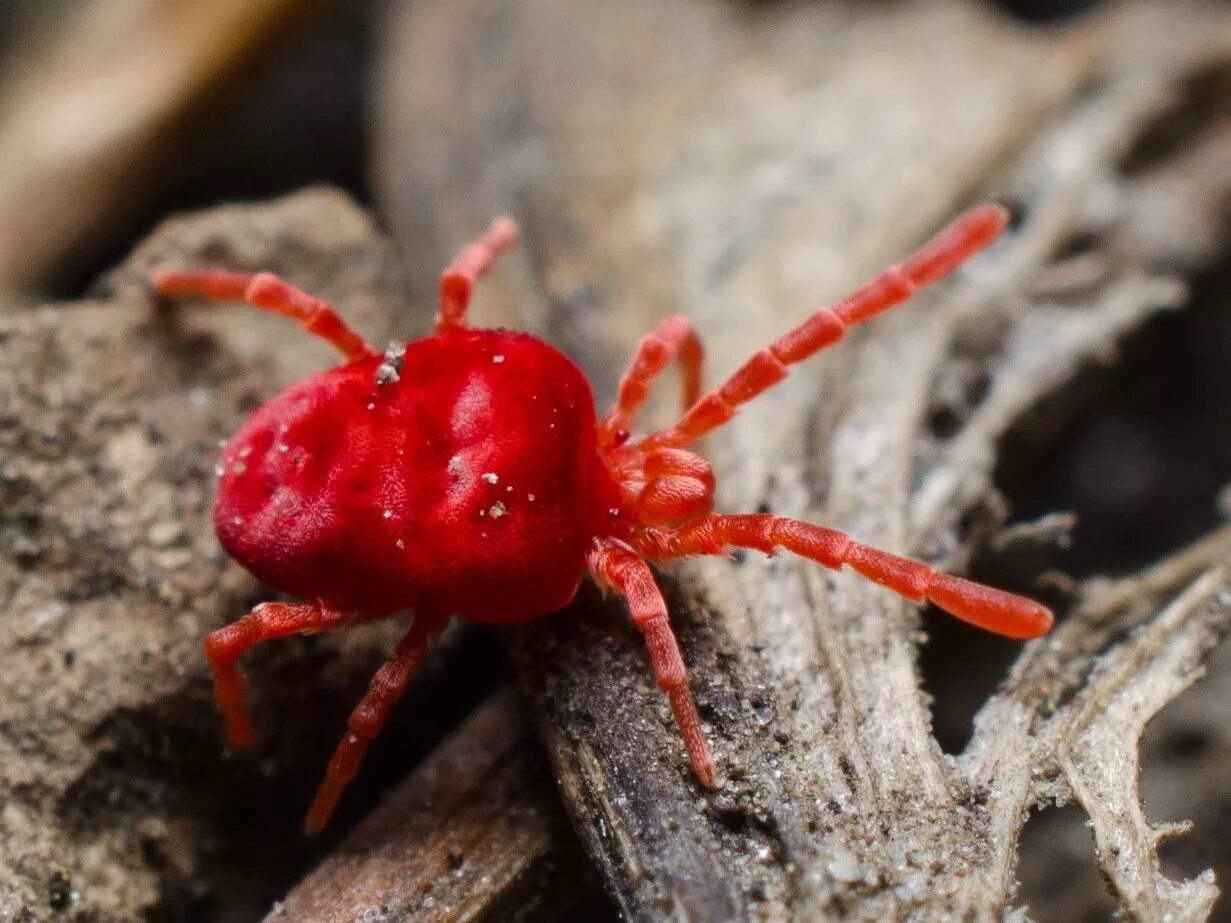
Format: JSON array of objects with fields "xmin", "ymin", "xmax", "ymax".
[
  {"xmin": 0, "ymin": 0, "xmax": 1110, "ymax": 298},
  {"xmin": 0, "ymin": 0, "xmax": 1228, "ymax": 921}
]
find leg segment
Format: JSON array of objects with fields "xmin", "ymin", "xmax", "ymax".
[
  {"xmin": 436, "ymin": 216, "xmax": 520, "ymax": 332},
  {"xmin": 643, "ymin": 204, "xmax": 1008, "ymax": 449},
  {"xmin": 588, "ymin": 540, "xmax": 717, "ymax": 788},
  {"xmin": 634, "ymin": 513, "xmax": 1053, "ymax": 639},
  {"xmin": 204, "ymin": 600, "xmax": 362, "ymax": 749},
  {"xmin": 599, "ymin": 315, "xmax": 704, "ymax": 448},
  {"xmin": 151, "ymin": 269, "xmax": 375, "ymax": 361},
  {"xmin": 304, "ymin": 611, "xmax": 447, "ymax": 832}
]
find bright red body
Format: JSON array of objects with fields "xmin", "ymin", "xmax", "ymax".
[
  {"xmin": 215, "ymin": 329, "xmax": 614, "ymax": 621},
  {"xmin": 154, "ymin": 205, "xmax": 1054, "ymax": 832}
]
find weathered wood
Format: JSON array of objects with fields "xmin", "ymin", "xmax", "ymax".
[
  {"xmin": 268, "ymin": 687, "xmax": 599, "ymax": 923},
  {"xmin": 970, "ymin": 534, "xmax": 1231, "ymax": 922},
  {"xmin": 373, "ymin": 0, "xmax": 1231, "ymax": 918}
]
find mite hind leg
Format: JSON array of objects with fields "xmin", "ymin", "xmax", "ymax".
[
  {"xmin": 305, "ymin": 610, "xmax": 447, "ymax": 832},
  {"xmin": 151, "ymin": 268, "xmax": 375, "ymax": 361},
  {"xmin": 436, "ymin": 216, "xmax": 520, "ymax": 332},
  {"xmin": 204, "ymin": 600, "xmax": 364, "ymax": 749}
]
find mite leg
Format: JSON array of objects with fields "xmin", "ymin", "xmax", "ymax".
[
  {"xmin": 633, "ymin": 448, "xmax": 717, "ymax": 523},
  {"xmin": 635, "ymin": 514, "xmax": 1053, "ymax": 639},
  {"xmin": 204, "ymin": 600, "xmax": 362, "ymax": 749},
  {"xmin": 436, "ymin": 216, "xmax": 520, "ymax": 332},
  {"xmin": 644, "ymin": 204, "xmax": 1008, "ymax": 449},
  {"xmin": 588, "ymin": 540, "xmax": 717, "ymax": 788},
  {"xmin": 599, "ymin": 315, "xmax": 704, "ymax": 448},
  {"xmin": 304, "ymin": 611, "xmax": 447, "ymax": 833},
  {"xmin": 150, "ymin": 269, "xmax": 376, "ymax": 361}
]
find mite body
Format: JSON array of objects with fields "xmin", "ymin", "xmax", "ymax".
[
  {"xmin": 214, "ymin": 328, "xmax": 608, "ymax": 621},
  {"xmin": 154, "ymin": 205, "xmax": 1053, "ymax": 832}
]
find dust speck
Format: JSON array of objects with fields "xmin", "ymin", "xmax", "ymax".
[{"xmin": 375, "ymin": 341, "xmax": 406, "ymax": 386}]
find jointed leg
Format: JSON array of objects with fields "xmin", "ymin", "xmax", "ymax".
[
  {"xmin": 599, "ymin": 315, "xmax": 703, "ymax": 448},
  {"xmin": 634, "ymin": 514, "xmax": 1053, "ymax": 639},
  {"xmin": 204, "ymin": 600, "xmax": 362, "ymax": 749},
  {"xmin": 588, "ymin": 540, "xmax": 717, "ymax": 788},
  {"xmin": 304, "ymin": 610, "xmax": 447, "ymax": 832},
  {"xmin": 436, "ymin": 216, "xmax": 520, "ymax": 332},
  {"xmin": 151, "ymin": 269, "xmax": 375, "ymax": 361},
  {"xmin": 644, "ymin": 204, "xmax": 1009, "ymax": 449}
]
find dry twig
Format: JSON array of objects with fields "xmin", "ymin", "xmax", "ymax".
[{"xmin": 267, "ymin": 688, "xmax": 598, "ymax": 923}]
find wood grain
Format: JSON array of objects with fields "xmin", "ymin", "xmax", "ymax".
[{"xmin": 372, "ymin": 0, "xmax": 1231, "ymax": 918}]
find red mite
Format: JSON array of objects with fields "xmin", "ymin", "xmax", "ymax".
[{"xmin": 152, "ymin": 204, "xmax": 1053, "ymax": 832}]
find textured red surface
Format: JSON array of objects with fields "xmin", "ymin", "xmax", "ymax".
[{"xmin": 214, "ymin": 327, "xmax": 614, "ymax": 621}]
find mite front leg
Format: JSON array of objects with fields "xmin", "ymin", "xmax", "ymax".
[
  {"xmin": 435, "ymin": 216, "xmax": 520, "ymax": 332},
  {"xmin": 599, "ymin": 315, "xmax": 704, "ymax": 448},
  {"xmin": 588, "ymin": 540, "xmax": 717, "ymax": 788},
  {"xmin": 204, "ymin": 600, "xmax": 361, "ymax": 749},
  {"xmin": 635, "ymin": 514, "xmax": 1053, "ymax": 639},
  {"xmin": 304, "ymin": 610, "xmax": 447, "ymax": 833},
  {"xmin": 643, "ymin": 205, "xmax": 1008, "ymax": 449},
  {"xmin": 151, "ymin": 269, "xmax": 376, "ymax": 361}
]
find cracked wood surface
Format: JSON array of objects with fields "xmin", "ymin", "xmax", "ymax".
[{"xmin": 371, "ymin": 0, "xmax": 1231, "ymax": 918}]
